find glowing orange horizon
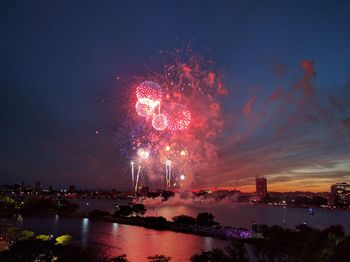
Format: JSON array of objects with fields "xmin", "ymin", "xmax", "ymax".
[{"xmin": 190, "ymin": 182, "xmax": 331, "ymax": 193}]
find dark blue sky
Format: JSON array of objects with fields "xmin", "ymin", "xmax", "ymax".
[{"xmin": 1, "ymin": 0, "xmax": 350, "ymax": 190}]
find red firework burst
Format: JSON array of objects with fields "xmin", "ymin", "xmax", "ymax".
[
  {"xmin": 136, "ymin": 81, "xmax": 163, "ymax": 102},
  {"xmin": 165, "ymin": 103, "xmax": 191, "ymax": 131}
]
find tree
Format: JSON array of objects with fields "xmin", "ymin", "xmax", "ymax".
[
  {"xmin": 109, "ymin": 254, "xmax": 129, "ymax": 262},
  {"xmin": 56, "ymin": 199, "xmax": 79, "ymax": 215},
  {"xmin": 329, "ymin": 235, "xmax": 350, "ymax": 261},
  {"xmin": 173, "ymin": 215, "xmax": 196, "ymax": 225},
  {"xmin": 132, "ymin": 204, "xmax": 146, "ymax": 216},
  {"xmin": 0, "ymin": 195, "xmax": 17, "ymax": 216},
  {"xmin": 225, "ymin": 240, "xmax": 249, "ymax": 261},
  {"xmin": 113, "ymin": 206, "xmax": 133, "ymax": 217},
  {"xmin": 147, "ymin": 254, "xmax": 172, "ymax": 262},
  {"xmin": 0, "ymin": 239, "xmax": 106, "ymax": 262},
  {"xmin": 196, "ymin": 213, "xmax": 219, "ymax": 226}
]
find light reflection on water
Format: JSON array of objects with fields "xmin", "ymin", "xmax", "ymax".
[
  {"xmin": 81, "ymin": 217, "xmax": 90, "ymax": 246},
  {"xmin": 17, "ymin": 217, "xmax": 227, "ymax": 261}
]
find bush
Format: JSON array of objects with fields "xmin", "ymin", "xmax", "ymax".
[
  {"xmin": 35, "ymin": 234, "xmax": 51, "ymax": 241},
  {"xmin": 21, "ymin": 230, "xmax": 34, "ymax": 240},
  {"xmin": 196, "ymin": 212, "xmax": 219, "ymax": 226},
  {"xmin": 109, "ymin": 254, "xmax": 129, "ymax": 261},
  {"xmin": 114, "ymin": 206, "xmax": 133, "ymax": 217},
  {"xmin": 173, "ymin": 215, "xmax": 197, "ymax": 225},
  {"xmin": 57, "ymin": 199, "xmax": 79, "ymax": 215},
  {"xmin": 147, "ymin": 254, "xmax": 172, "ymax": 262},
  {"xmin": 0, "ymin": 239, "xmax": 106, "ymax": 262},
  {"xmin": 132, "ymin": 204, "xmax": 147, "ymax": 216},
  {"xmin": 55, "ymin": 235, "xmax": 72, "ymax": 246}
]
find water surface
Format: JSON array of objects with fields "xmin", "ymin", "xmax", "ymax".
[{"xmin": 17, "ymin": 216, "xmax": 226, "ymax": 261}]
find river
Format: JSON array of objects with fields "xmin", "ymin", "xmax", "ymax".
[
  {"xmin": 15, "ymin": 216, "xmax": 227, "ymax": 261},
  {"xmin": 72, "ymin": 198, "xmax": 350, "ymax": 232},
  {"xmin": 10, "ymin": 198, "xmax": 350, "ymax": 261}
]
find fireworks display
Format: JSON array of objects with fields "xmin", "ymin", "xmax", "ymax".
[
  {"xmin": 135, "ymin": 98, "xmax": 156, "ymax": 117},
  {"xmin": 136, "ymin": 81, "xmax": 163, "ymax": 102},
  {"xmin": 165, "ymin": 103, "xmax": 191, "ymax": 131},
  {"xmin": 117, "ymin": 49, "xmax": 228, "ymax": 191}
]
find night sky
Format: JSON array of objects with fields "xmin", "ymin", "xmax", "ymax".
[{"xmin": 1, "ymin": 0, "xmax": 350, "ymax": 191}]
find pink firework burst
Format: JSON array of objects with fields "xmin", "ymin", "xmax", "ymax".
[
  {"xmin": 152, "ymin": 114, "xmax": 168, "ymax": 130},
  {"xmin": 136, "ymin": 81, "xmax": 163, "ymax": 102},
  {"xmin": 135, "ymin": 98, "xmax": 156, "ymax": 117},
  {"xmin": 165, "ymin": 103, "xmax": 191, "ymax": 131}
]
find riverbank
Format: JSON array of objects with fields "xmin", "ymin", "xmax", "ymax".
[
  {"xmin": 1, "ymin": 213, "xmax": 253, "ymax": 241},
  {"xmin": 2, "ymin": 215, "xmax": 350, "ymax": 262},
  {"xmin": 111, "ymin": 216, "xmax": 253, "ymax": 240}
]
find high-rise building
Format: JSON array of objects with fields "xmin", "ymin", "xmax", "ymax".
[
  {"xmin": 35, "ymin": 181, "xmax": 42, "ymax": 192},
  {"xmin": 68, "ymin": 185, "xmax": 76, "ymax": 193},
  {"xmin": 330, "ymin": 182, "xmax": 350, "ymax": 208},
  {"xmin": 256, "ymin": 177, "xmax": 268, "ymax": 201}
]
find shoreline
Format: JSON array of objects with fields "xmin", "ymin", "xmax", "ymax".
[{"xmin": 1, "ymin": 214, "xmax": 254, "ymax": 241}]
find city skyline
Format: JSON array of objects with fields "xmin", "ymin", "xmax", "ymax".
[{"xmin": 1, "ymin": 1, "xmax": 350, "ymax": 192}]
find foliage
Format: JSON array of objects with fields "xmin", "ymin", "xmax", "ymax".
[
  {"xmin": 21, "ymin": 199, "xmax": 56, "ymax": 215},
  {"xmin": 55, "ymin": 234, "xmax": 72, "ymax": 245},
  {"xmin": 147, "ymin": 254, "xmax": 172, "ymax": 262},
  {"xmin": 113, "ymin": 206, "xmax": 133, "ymax": 217},
  {"xmin": 132, "ymin": 203, "xmax": 147, "ymax": 216},
  {"xmin": 109, "ymin": 254, "xmax": 129, "ymax": 261},
  {"xmin": 0, "ymin": 239, "xmax": 105, "ymax": 262},
  {"xmin": 172, "ymin": 214, "xmax": 196, "ymax": 225},
  {"xmin": 247, "ymin": 224, "xmax": 348, "ymax": 262},
  {"xmin": 0, "ymin": 194, "xmax": 15, "ymax": 204},
  {"xmin": 190, "ymin": 224, "xmax": 350, "ymax": 262},
  {"xmin": 56, "ymin": 199, "xmax": 80, "ymax": 215},
  {"xmin": 21, "ymin": 230, "xmax": 34, "ymax": 240},
  {"xmin": 196, "ymin": 212, "xmax": 219, "ymax": 226},
  {"xmin": 36, "ymin": 234, "xmax": 51, "ymax": 241},
  {"xmin": 113, "ymin": 204, "xmax": 147, "ymax": 217},
  {"xmin": 225, "ymin": 239, "xmax": 249, "ymax": 261},
  {"xmin": 0, "ymin": 195, "xmax": 17, "ymax": 216},
  {"xmin": 329, "ymin": 235, "xmax": 350, "ymax": 261}
]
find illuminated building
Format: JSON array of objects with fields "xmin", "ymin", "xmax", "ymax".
[
  {"xmin": 256, "ymin": 177, "xmax": 268, "ymax": 202},
  {"xmin": 330, "ymin": 182, "xmax": 350, "ymax": 208}
]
